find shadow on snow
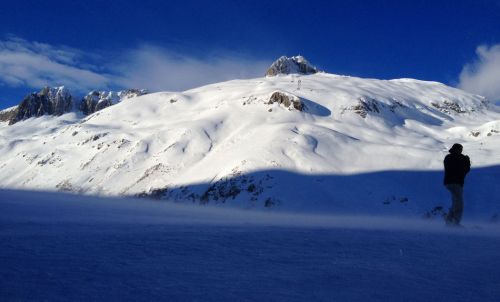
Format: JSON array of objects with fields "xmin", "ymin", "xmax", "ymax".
[{"xmin": 142, "ymin": 165, "xmax": 500, "ymax": 221}]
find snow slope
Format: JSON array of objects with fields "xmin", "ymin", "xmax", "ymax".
[
  {"xmin": 1, "ymin": 190, "xmax": 499, "ymax": 302},
  {"xmin": 1, "ymin": 71, "xmax": 500, "ymax": 218}
]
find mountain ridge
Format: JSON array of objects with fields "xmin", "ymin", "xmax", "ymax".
[{"xmin": 1, "ymin": 87, "xmax": 149, "ymax": 125}]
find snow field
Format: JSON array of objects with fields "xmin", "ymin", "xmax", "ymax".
[{"xmin": 1, "ymin": 190, "xmax": 499, "ymax": 302}]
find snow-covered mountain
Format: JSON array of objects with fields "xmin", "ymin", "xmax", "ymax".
[{"xmin": 1, "ymin": 56, "xmax": 499, "ymax": 218}]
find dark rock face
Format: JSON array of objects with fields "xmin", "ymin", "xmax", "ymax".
[
  {"xmin": 79, "ymin": 91, "xmax": 116, "ymax": 115},
  {"xmin": 9, "ymin": 87, "xmax": 73, "ymax": 125},
  {"xmin": 268, "ymin": 91, "xmax": 304, "ymax": 111},
  {"xmin": 0, "ymin": 107, "xmax": 18, "ymax": 123},
  {"xmin": 79, "ymin": 91, "xmax": 97, "ymax": 115},
  {"xmin": 79, "ymin": 89, "xmax": 149, "ymax": 115},
  {"xmin": 5, "ymin": 87, "xmax": 149, "ymax": 125},
  {"xmin": 266, "ymin": 55, "xmax": 319, "ymax": 76}
]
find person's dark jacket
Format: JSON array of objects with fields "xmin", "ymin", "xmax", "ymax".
[{"xmin": 443, "ymin": 152, "xmax": 471, "ymax": 186}]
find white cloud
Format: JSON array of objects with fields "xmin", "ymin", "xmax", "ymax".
[
  {"xmin": 0, "ymin": 37, "xmax": 271, "ymax": 94},
  {"xmin": 112, "ymin": 45, "xmax": 270, "ymax": 91},
  {"xmin": 0, "ymin": 37, "xmax": 111, "ymax": 92},
  {"xmin": 458, "ymin": 44, "xmax": 500, "ymax": 101}
]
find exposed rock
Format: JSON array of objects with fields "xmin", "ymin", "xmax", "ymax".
[
  {"xmin": 5, "ymin": 87, "xmax": 149, "ymax": 125},
  {"xmin": 138, "ymin": 171, "xmax": 277, "ymax": 208},
  {"xmin": 423, "ymin": 206, "xmax": 447, "ymax": 220},
  {"xmin": 79, "ymin": 132, "xmax": 109, "ymax": 145},
  {"xmin": 9, "ymin": 87, "xmax": 73, "ymax": 125},
  {"xmin": 347, "ymin": 98, "xmax": 381, "ymax": 118},
  {"xmin": 430, "ymin": 98, "xmax": 489, "ymax": 115},
  {"xmin": 341, "ymin": 97, "xmax": 405, "ymax": 118},
  {"xmin": 266, "ymin": 55, "xmax": 319, "ymax": 76},
  {"xmin": 56, "ymin": 180, "xmax": 74, "ymax": 192},
  {"xmin": 430, "ymin": 100, "xmax": 466, "ymax": 114},
  {"xmin": 264, "ymin": 197, "xmax": 280, "ymax": 208},
  {"xmin": 268, "ymin": 91, "xmax": 304, "ymax": 111},
  {"xmin": 0, "ymin": 106, "xmax": 18, "ymax": 123},
  {"xmin": 80, "ymin": 89, "xmax": 148, "ymax": 115},
  {"xmin": 80, "ymin": 91, "xmax": 119, "ymax": 115},
  {"xmin": 119, "ymin": 89, "xmax": 149, "ymax": 99},
  {"xmin": 488, "ymin": 130, "xmax": 499, "ymax": 136}
]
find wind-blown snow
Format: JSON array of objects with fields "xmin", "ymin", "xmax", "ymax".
[
  {"xmin": 0, "ymin": 72, "xmax": 499, "ymax": 218},
  {"xmin": 1, "ymin": 190, "xmax": 499, "ymax": 301}
]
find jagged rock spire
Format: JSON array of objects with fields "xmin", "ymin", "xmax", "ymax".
[
  {"xmin": 265, "ymin": 55, "xmax": 319, "ymax": 76},
  {"xmin": 9, "ymin": 86, "xmax": 73, "ymax": 125}
]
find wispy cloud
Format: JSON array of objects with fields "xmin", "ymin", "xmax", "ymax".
[
  {"xmin": 458, "ymin": 44, "xmax": 500, "ymax": 101},
  {"xmin": 113, "ymin": 45, "xmax": 270, "ymax": 92},
  {"xmin": 0, "ymin": 37, "xmax": 111, "ymax": 91},
  {"xmin": 0, "ymin": 36, "xmax": 271, "ymax": 94}
]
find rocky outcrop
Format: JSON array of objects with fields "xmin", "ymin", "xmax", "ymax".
[
  {"xmin": 345, "ymin": 98, "xmax": 381, "ymax": 118},
  {"xmin": 5, "ymin": 87, "xmax": 149, "ymax": 124},
  {"xmin": 268, "ymin": 91, "xmax": 304, "ymax": 111},
  {"xmin": 430, "ymin": 97, "xmax": 489, "ymax": 115},
  {"xmin": 266, "ymin": 56, "xmax": 319, "ymax": 76},
  {"xmin": 79, "ymin": 89, "xmax": 148, "ymax": 115},
  {"xmin": 340, "ymin": 97, "xmax": 408, "ymax": 118},
  {"xmin": 8, "ymin": 87, "xmax": 73, "ymax": 125},
  {"xmin": 430, "ymin": 100, "xmax": 467, "ymax": 114},
  {"xmin": 119, "ymin": 89, "xmax": 149, "ymax": 100},
  {"xmin": 80, "ymin": 91, "xmax": 119, "ymax": 115},
  {"xmin": 0, "ymin": 106, "xmax": 18, "ymax": 123},
  {"xmin": 138, "ymin": 171, "xmax": 281, "ymax": 208}
]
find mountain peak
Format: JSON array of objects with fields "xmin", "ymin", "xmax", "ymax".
[
  {"xmin": 5, "ymin": 87, "xmax": 150, "ymax": 125},
  {"xmin": 8, "ymin": 86, "xmax": 74, "ymax": 125},
  {"xmin": 265, "ymin": 55, "xmax": 319, "ymax": 76},
  {"xmin": 39, "ymin": 86, "xmax": 70, "ymax": 96}
]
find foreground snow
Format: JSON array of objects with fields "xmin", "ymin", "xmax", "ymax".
[{"xmin": 1, "ymin": 190, "xmax": 499, "ymax": 301}]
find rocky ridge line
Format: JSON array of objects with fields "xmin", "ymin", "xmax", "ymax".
[{"xmin": 3, "ymin": 87, "xmax": 148, "ymax": 125}]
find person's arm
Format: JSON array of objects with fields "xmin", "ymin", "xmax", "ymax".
[{"xmin": 464, "ymin": 155, "xmax": 471, "ymax": 174}]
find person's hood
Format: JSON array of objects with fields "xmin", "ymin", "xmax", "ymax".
[{"xmin": 449, "ymin": 143, "xmax": 463, "ymax": 154}]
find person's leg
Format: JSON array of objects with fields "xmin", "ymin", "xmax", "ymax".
[
  {"xmin": 454, "ymin": 185, "xmax": 464, "ymax": 224},
  {"xmin": 445, "ymin": 185, "xmax": 455, "ymax": 224},
  {"xmin": 446, "ymin": 184, "xmax": 463, "ymax": 225}
]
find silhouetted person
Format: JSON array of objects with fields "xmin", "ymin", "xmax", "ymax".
[{"xmin": 443, "ymin": 143, "xmax": 470, "ymax": 226}]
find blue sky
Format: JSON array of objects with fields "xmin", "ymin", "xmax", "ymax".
[{"xmin": 1, "ymin": 0, "xmax": 500, "ymax": 109}]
